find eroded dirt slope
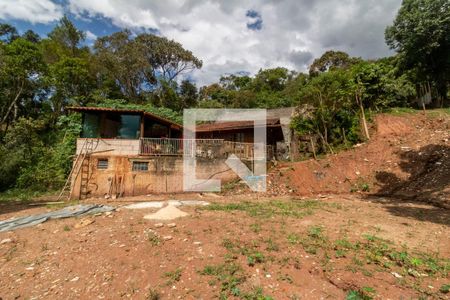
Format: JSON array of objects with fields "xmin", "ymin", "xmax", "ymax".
[{"xmin": 270, "ymin": 111, "xmax": 450, "ymax": 208}]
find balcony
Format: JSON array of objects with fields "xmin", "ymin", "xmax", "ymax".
[
  {"xmin": 76, "ymin": 138, "xmax": 273, "ymax": 160},
  {"xmin": 140, "ymin": 138, "xmax": 273, "ymax": 160}
]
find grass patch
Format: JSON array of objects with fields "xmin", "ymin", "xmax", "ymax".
[
  {"xmin": 205, "ymin": 199, "xmax": 331, "ymax": 219},
  {"xmin": 0, "ymin": 189, "xmax": 58, "ymax": 203},
  {"xmin": 265, "ymin": 238, "xmax": 279, "ymax": 252},
  {"xmin": 146, "ymin": 230, "xmax": 161, "ymax": 246},
  {"xmin": 199, "ymin": 263, "xmax": 273, "ymax": 299},
  {"xmin": 146, "ymin": 287, "xmax": 161, "ymax": 300},
  {"xmin": 199, "ymin": 263, "xmax": 246, "ymax": 298},
  {"xmin": 440, "ymin": 284, "xmax": 450, "ymax": 294},
  {"xmin": 386, "ymin": 107, "xmax": 418, "ymax": 115},
  {"xmin": 346, "ymin": 286, "xmax": 376, "ymax": 300},
  {"xmin": 163, "ymin": 268, "xmax": 183, "ymax": 286},
  {"xmin": 355, "ymin": 234, "xmax": 450, "ymax": 277}
]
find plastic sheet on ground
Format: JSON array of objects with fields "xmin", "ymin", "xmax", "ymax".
[{"xmin": 0, "ymin": 204, "xmax": 115, "ymax": 232}]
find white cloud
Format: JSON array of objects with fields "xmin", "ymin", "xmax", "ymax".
[
  {"xmin": 66, "ymin": 0, "xmax": 401, "ymax": 85},
  {"xmin": 85, "ymin": 30, "xmax": 97, "ymax": 41},
  {"xmin": 0, "ymin": 0, "xmax": 63, "ymax": 24}
]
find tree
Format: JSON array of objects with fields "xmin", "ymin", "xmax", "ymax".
[
  {"xmin": 309, "ymin": 50, "xmax": 361, "ymax": 76},
  {"xmin": 219, "ymin": 74, "xmax": 251, "ymax": 91},
  {"xmin": 179, "ymin": 80, "xmax": 198, "ymax": 109},
  {"xmin": 351, "ymin": 59, "xmax": 415, "ymax": 111},
  {"xmin": 94, "ymin": 31, "xmax": 202, "ymax": 101},
  {"xmin": 0, "ymin": 38, "xmax": 45, "ymax": 129},
  {"xmin": 252, "ymin": 67, "xmax": 292, "ymax": 92},
  {"xmin": 48, "ymin": 15, "xmax": 86, "ymax": 56},
  {"xmin": 22, "ymin": 30, "xmax": 41, "ymax": 43},
  {"xmin": 0, "ymin": 23, "xmax": 18, "ymax": 44},
  {"xmin": 136, "ymin": 33, "xmax": 202, "ymax": 83},
  {"xmin": 47, "ymin": 56, "xmax": 96, "ymax": 112},
  {"xmin": 291, "ymin": 69, "xmax": 359, "ymax": 152},
  {"xmin": 94, "ymin": 30, "xmax": 149, "ymax": 100},
  {"xmin": 385, "ymin": 0, "xmax": 450, "ymax": 105}
]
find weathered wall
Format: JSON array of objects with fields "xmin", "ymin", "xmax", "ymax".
[
  {"xmin": 76, "ymin": 139, "xmax": 141, "ymax": 156},
  {"xmin": 70, "ymin": 154, "xmax": 237, "ymax": 199}
]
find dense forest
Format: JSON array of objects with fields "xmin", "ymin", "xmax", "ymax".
[{"xmin": 0, "ymin": 0, "xmax": 448, "ymax": 194}]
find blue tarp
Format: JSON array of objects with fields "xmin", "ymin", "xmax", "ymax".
[{"xmin": 0, "ymin": 204, "xmax": 115, "ymax": 232}]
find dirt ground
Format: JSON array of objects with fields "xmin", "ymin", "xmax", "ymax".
[
  {"xmin": 1, "ymin": 111, "xmax": 449, "ymax": 299},
  {"xmin": 262, "ymin": 110, "xmax": 450, "ymax": 209},
  {"xmin": 0, "ymin": 193, "xmax": 449, "ymax": 299}
]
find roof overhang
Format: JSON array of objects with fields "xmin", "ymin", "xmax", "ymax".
[{"xmin": 67, "ymin": 106, "xmax": 182, "ymax": 131}]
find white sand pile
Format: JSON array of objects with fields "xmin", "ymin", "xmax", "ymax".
[
  {"xmin": 123, "ymin": 202, "xmax": 165, "ymax": 209},
  {"xmin": 143, "ymin": 204, "xmax": 189, "ymax": 220}
]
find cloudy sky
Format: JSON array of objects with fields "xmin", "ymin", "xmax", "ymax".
[{"xmin": 0, "ymin": 0, "xmax": 401, "ymax": 85}]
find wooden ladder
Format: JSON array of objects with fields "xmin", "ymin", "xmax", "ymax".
[
  {"xmin": 57, "ymin": 139, "xmax": 96, "ymax": 201},
  {"xmin": 79, "ymin": 156, "xmax": 90, "ymax": 200}
]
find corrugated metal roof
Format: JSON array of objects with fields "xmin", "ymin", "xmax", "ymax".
[
  {"xmin": 196, "ymin": 118, "xmax": 281, "ymax": 132},
  {"xmin": 67, "ymin": 106, "xmax": 182, "ymax": 130}
]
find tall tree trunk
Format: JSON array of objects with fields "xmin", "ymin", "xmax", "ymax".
[
  {"xmin": 1, "ymin": 80, "xmax": 24, "ymax": 125},
  {"xmin": 356, "ymin": 91, "xmax": 370, "ymax": 141}
]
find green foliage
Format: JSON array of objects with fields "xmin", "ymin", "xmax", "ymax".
[
  {"xmin": 199, "ymin": 263, "xmax": 246, "ymax": 297},
  {"xmin": 94, "ymin": 30, "xmax": 202, "ymax": 101},
  {"xmin": 0, "ymin": 113, "xmax": 81, "ymax": 192},
  {"xmin": 309, "ymin": 50, "xmax": 361, "ymax": 76},
  {"xmin": 0, "ymin": 3, "xmax": 447, "ymax": 197},
  {"xmin": 385, "ymin": 0, "xmax": 450, "ymax": 102},
  {"xmin": 346, "ymin": 289, "xmax": 373, "ymax": 300},
  {"xmin": 163, "ymin": 268, "xmax": 183, "ymax": 285},
  {"xmin": 351, "ymin": 59, "xmax": 416, "ymax": 110},
  {"xmin": 205, "ymin": 199, "xmax": 328, "ymax": 219},
  {"xmin": 440, "ymin": 284, "xmax": 450, "ymax": 294},
  {"xmin": 93, "ymin": 99, "xmax": 182, "ymax": 124}
]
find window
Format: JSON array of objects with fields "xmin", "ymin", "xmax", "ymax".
[
  {"xmin": 81, "ymin": 112, "xmax": 100, "ymax": 138},
  {"xmin": 132, "ymin": 161, "xmax": 149, "ymax": 171},
  {"xmin": 81, "ymin": 112, "xmax": 141, "ymax": 139},
  {"xmin": 118, "ymin": 115, "xmax": 141, "ymax": 139},
  {"xmin": 234, "ymin": 132, "xmax": 245, "ymax": 143},
  {"xmin": 97, "ymin": 159, "xmax": 108, "ymax": 170}
]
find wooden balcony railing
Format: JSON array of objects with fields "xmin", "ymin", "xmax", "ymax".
[{"xmin": 140, "ymin": 138, "xmax": 274, "ymax": 160}]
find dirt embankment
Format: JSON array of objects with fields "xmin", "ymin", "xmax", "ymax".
[{"xmin": 269, "ymin": 111, "xmax": 450, "ymax": 208}]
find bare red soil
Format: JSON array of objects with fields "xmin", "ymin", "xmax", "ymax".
[
  {"xmin": 271, "ymin": 111, "xmax": 450, "ymax": 208},
  {"xmin": 0, "ymin": 111, "xmax": 449, "ymax": 299}
]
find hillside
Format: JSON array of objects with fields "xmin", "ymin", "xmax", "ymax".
[{"xmin": 266, "ymin": 110, "xmax": 450, "ymax": 208}]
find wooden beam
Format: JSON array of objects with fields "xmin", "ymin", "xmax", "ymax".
[{"xmin": 140, "ymin": 115, "xmax": 145, "ymax": 138}]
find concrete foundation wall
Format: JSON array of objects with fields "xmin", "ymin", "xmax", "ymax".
[
  {"xmin": 76, "ymin": 139, "xmax": 141, "ymax": 156},
  {"xmin": 71, "ymin": 154, "xmax": 237, "ymax": 199}
]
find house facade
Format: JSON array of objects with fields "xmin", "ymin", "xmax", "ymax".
[{"xmin": 65, "ymin": 107, "xmax": 294, "ymax": 200}]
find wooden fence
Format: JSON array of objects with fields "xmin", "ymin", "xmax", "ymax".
[{"xmin": 140, "ymin": 138, "xmax": 273, "ymax": 160}]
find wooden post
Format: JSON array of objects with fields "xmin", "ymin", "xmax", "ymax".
[
  {"xmin": 140, "ymin": 115, "xmax": 145, "ymax": 138},
  {"xmin": 310, "ymin": 135, "xmax": 317, "ymax": 160}
]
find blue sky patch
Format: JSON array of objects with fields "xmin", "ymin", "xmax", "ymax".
[{"xmin": 246, "ymin": 9, "xmax": 263, "ymax": 31}]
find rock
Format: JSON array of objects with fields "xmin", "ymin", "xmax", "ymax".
[
  {"xmin": 163, "ymin": 236, "xmax": 173, "ymax": 241},
  {"xmin": 154, "ymin": 223, "xmax": 164, "ymax": 228},
  {"xmin": 74, "ymin": 219, "xmax": 95, "ymax": 229},
  {"xmin": 0, "ymin": 238, "xmax": 13, "ymax": 244},
  {"xmin": 391, "ymin": 272, "xmax": 403, "ymax": 278},
  {"xmin": 70, "ymin": 276, "xmax": 79, "ymax": 282},
  {"xmin": 193, "ymin": 241, "xmax": 202, "ymax": 246},
  {"xmin": 408, "ymin": 268, "xmax": 421, "ymax": 278},
  {"xmin": 167, "ymin": 223, "xmax": 176, "ymax": 228}
]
